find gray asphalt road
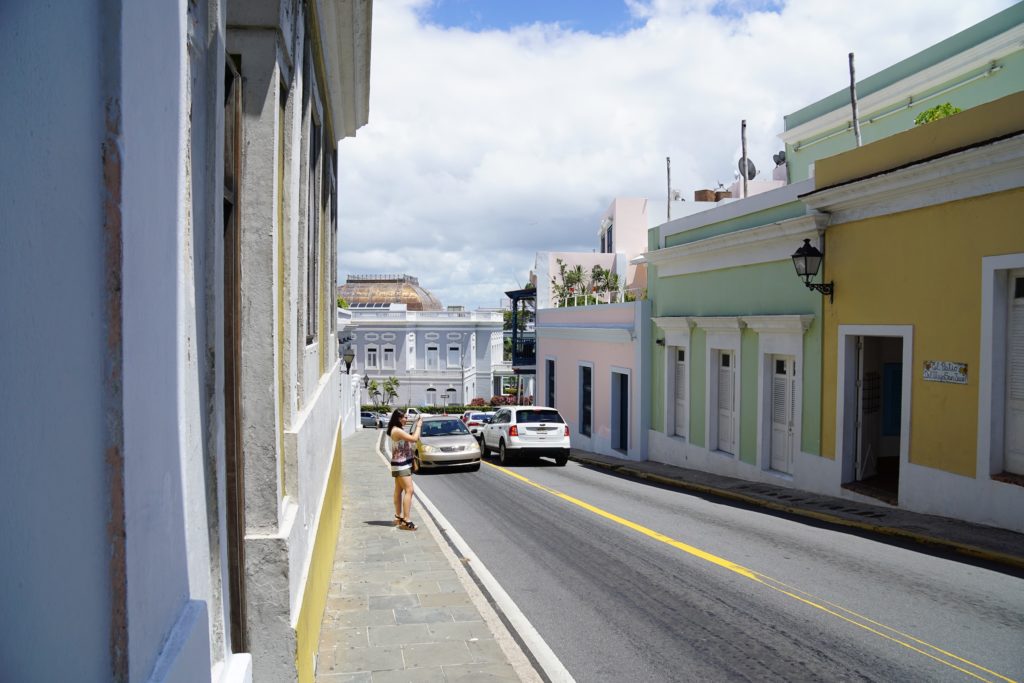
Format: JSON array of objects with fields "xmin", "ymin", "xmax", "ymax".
[{"xmin": 413, "ymin": 457, "xmax": 1024, "ymax": 682}]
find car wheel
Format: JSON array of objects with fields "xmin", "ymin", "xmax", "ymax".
[
  {"xmin": 480, "ymin": 437, "xmax": 489, "ymax": 457},
  {"xmin": 499, "ymin": 441, "xmax": 513, "ymax": 466},
  {"xmin": 555, "ymin": 453, "xmax": 568, "ymax": 466}
]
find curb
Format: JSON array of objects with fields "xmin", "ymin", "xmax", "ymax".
[{"xmin": 570, "ymin": 455, "xmax": 1024, "ymax": 573}]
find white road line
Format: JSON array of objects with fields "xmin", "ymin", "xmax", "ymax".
[{"xmin": 374, "ymin": 432, "xmax": 573, "ymax": 682}]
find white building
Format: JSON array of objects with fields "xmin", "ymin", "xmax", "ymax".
[
  {"xmin": 1, "ymin": 1, "xmax": 371, "ymax": 681},
  {"xmin": 349, "ymin": 303, "xmax": 507, "ymax": 408}
]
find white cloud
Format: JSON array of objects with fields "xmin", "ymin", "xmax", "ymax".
[{"xmin": 338, "ymin": 0, "xmax": 1013, "ymax": 310}]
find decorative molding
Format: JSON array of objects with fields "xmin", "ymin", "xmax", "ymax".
[
  {"xmin": 652, "ymin": 316, "xmax": 695, "ymax": 347},
  {"xmin": 803, "ymin": 134, "xmax": 1024, "ymax": 224},
  {"xmin": 425, "ymin": 332, "xmax": 440, "ymax": 340},
  {"xmin": 363, "ymin": 333, "xmax": 379, "ymax": 341},
  {"xmin": 537, "ymin": 326, "xmax": 634, "ymax": 343},
  {"xmin": 779, "ymin": 25, "xmax": 1024, "ymax": 145},
  {"xmin": 380, "ymin": 333, "xmax": 395, "ymax": 341},
  {"xmin": 741, "ymin": 315, "xmax": 814, "ymax": 335},
  {"xmin": 446, "ymin": 332, "xmax": 463, "ymax": 340},
  {"xmin": 692, "ymin": 316, "xmax": 746, "ymax": 335},
  {"xmin": 647, "ymin": 214, "xmax": 827, "ymax": 277}
]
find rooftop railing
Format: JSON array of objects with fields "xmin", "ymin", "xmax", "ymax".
[
  {"xmin": 349, "ymin": 309, "xmax": 503, "ymax": 322},
  {"xmin": 554, "ymin": 287, "xmax": 647, "ymax": 308}
]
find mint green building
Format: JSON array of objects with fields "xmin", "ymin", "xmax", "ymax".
[
  {"xmin": 644, "ymin": 4, "xmax": 1024, "ymax": 499},
  {"xmin": 783, "ymin": 3, "xmax": 1024, "ymax": 183}
]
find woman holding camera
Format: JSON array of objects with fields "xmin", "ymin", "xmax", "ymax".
[{"xmin": 386, "ymin": 409, "xmax": 422, "ymax": 530}]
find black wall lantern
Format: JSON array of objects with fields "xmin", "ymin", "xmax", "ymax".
[
  {"xmin": 792, "ymin": 238, "xmax": 834, "ymax": 303},
  {"xmin": 342, "ymin": 346, "xmax": 355, "ymax": 373}
]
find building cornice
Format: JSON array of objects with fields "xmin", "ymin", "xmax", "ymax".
[
  {"xmin": 741, "ymin": 315, "xmax": 814, "ymax": 335},
  {"xmin": 692, "ymin": 316, "xmax": 746, "ymax": 335},
  {"xmin": 652, "ymin": 316, "xmax": 695, "ymax": 347},
  {"xmin": 779, "ymin": 25, "xmax": 1024, "ymax": 147},
  {"xmin": 645, "ymin": 214, "xmax": 827, "ymax": 278},
  {"xmin": 802, "ymin": 133, "xmax": 1024, "ymax": 223}
]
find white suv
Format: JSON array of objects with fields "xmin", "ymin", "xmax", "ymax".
[{"xmin": 482, "ymin": 406, "xmax": 570, "ymax": 466}]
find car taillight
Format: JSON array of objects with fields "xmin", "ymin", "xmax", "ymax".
[
  {"xmin": 564, "ymin": 425, "xmax": 570, "ymax": 436},
  {"xmin": 508, "ymin": 425, "xmax": 518, "ymax": 437},
  {"xmin": 468, "ymin": 421, "xmax": 481, "ymax": 426}
]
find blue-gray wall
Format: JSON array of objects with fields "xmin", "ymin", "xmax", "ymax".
[{"xmin": 0, "ymin": 2, "xmax": 115, "ymax": 680}]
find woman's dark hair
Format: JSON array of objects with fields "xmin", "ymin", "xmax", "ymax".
[{"xmin": 386, "ymin": 409, "xmax": 405, "ymax": 436}]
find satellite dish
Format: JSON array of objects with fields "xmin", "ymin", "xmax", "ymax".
[
  {"xmin": 773, "ymin": 150, "xmax": 786, "ymax": 166},
  {"xmin": 738, "ymin": 157, "xmax": 757, "ymax": 180}
]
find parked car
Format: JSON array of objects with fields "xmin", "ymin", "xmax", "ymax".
[
  {"xmin": 463, "ymin": 411, "xmax": 492, "ymax": 441},
  {"xmin": 404, "ymin": 407, "xmax": 421, "ymax": 422},
  {"xmin": 482, "ymin": 406, "xmax": 570, "ymax": 466},
  {"xmin": 360, "ymin": 411, "xmax": 380, "ymax": 428},
  {"xmin": 414, "ymin": 415, "xmax": 481, "ymax": 471}
]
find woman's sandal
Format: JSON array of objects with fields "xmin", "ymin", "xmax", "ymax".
[
  {"xmin": 394, "ymin": 515, "xmax": 403, "ymax": 526},
  {"xmin": 399, "ymin": 519, "xmax": 417, "ymax": 531}
]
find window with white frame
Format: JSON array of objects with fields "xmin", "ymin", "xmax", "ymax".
[
  {"xmin": 714, "ymin": 350, "xmax": 737, "ymax": 455},
  {"xmin": 426, "ymin": 344, "xmax": 439, "ymax": 370},
  {"xmin": 365, "ymin": 345, "xmax": 378, "ymax": 370},
  {"xmin": 447, "ymin": 344, "xmax": 461, "ymax": 368},
  {"xmin": 425, "ymin": 388, "xmax": 437, "ymax": 406},
  {"xmin": 674, "ymin": 348, "xmax": 688, "ymax": 439},
  {"xmin": 743, "ymin": 315, "xmax": 812, "ymax": 476},
  {"xmin": 695, "ymin": 317, "xmax": 743, "ymax": 457},
  {"xmin": 382, "ymin": 345, "xmax": 395, "ymax": 370}
]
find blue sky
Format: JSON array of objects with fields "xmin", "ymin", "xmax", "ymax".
[
  {"xmin": 421, "ymin": 0, "xmax": 642, "ymax": 34},
  {"xmin": 420, "ymin": 0, "xmax": 788, "ymax": 33}
]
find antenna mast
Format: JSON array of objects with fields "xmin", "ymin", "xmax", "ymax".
[{"xmin": 666, "ymin": 156, "xmax": 671, "ymax": 223}]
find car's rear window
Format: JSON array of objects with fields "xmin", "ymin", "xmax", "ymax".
[
  {"xmin": 422, "ymin": 419, "xmax": 470, "ymax": 436},
  {"xmin": 516, "ymin": 409, "xmax": 563, "ymax": 424},
  {"xmin": 470, "ymin": 413, "xmax": 489, "ymax": 421}
]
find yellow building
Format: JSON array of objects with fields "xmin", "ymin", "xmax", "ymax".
[{"xmin": 802, "ymin": 92, "xmax": 1024, "ymax": 532}]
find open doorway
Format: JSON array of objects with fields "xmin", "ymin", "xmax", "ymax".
[{"xmin": 839, "ymin": 332, "xmax": 907, "ymax": 505}]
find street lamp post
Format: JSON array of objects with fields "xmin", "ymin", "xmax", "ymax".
[{"xmin": 343, "ymin": 347, "xmax": 355, "ymax": 374}]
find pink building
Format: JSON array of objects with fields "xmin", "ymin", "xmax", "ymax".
[{"xmin": 534, "ymin": 198, "xmax": 652, "ymax": 459}]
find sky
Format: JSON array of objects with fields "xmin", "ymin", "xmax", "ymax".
[{"xmin": 337, "ymin": 0, "xmax": 1015, "ymax": 311}]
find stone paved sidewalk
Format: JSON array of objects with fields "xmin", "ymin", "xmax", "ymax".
[{"xmin": 315, "ymin": 428, "xmax": 533, "ymax": 682}]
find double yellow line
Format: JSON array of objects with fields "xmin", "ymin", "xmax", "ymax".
[{"xmin": 487, "ymin": 462, "xmax": 1018, "ymax": 683}]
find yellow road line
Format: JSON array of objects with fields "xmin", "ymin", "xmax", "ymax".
[{"xmin": 485, "ymin": 462, "xmax": 1018, "ymax": 683}]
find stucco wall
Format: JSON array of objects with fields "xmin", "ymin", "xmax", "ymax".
[
  {"xmin": 820, "ymin": 188, "xmax": 1024, "ymax": 476},
  {"xmin": 649, "ymin": 261, "xmax": 823, "ymax": 456},
  {"xmin": 536, "ymin": 302, "xmax": 649, "ymax": 459},
  {"xmin": 0, "ymin": 2, "xmax": 115, "ymax": 680}
]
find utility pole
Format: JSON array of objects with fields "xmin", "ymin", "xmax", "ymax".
[
  {"xmin": 849, "ymin": 52, "xmax": 862, "ymax": 147},
  {"xmin": 740, "ymin": 120, "xmax": 748, "ymax": 198}
]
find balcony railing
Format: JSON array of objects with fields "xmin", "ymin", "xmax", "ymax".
[
  {"xmin": 349, "ymin": 309, "xmax": 502, "ymax": 322},
  {"xmin": 555, "ymin": 287, "xmax": 647, "ymax": 308},
  {"xmin": 511, "ymin": 336, "xmax": 536, "ymax": 368}
]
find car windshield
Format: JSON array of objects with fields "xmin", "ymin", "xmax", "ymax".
[
  {"xmin": 516, "ymin": 409, "xmax": 563, "ymax": 424},
  {"xmin": 421, "ymin": 419, "xmax": 470, "ymax": 437}
]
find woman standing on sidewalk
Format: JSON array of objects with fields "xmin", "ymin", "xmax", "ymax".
[{"xmin": 386, "ymin": 409, "xmax": 422, "ymax": 530}]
